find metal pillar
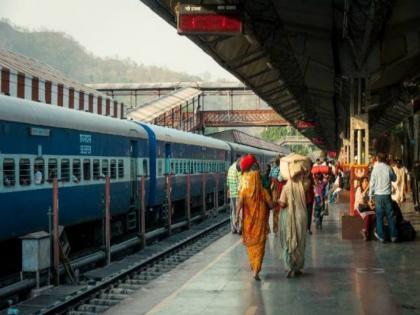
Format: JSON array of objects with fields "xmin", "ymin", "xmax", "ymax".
[
  {"xmin": 52, "ymin": 178, "xmax": 59, "ymax": 285},
  {"xmin": 139, "ymin": 176, "xmax": 146, "ymax": 247},
  {"xmin": 186, "ymin": 174, "xmax": 191, "ymax": 227},
  {"xmin": 104, "ymin": 176, "xmax": 111, "ymax": 266},
  {"xmin": 202, "ymin": 173, "xmax": 207, "ymax": 216},
  {"xmin": 166, "ymin": 175, "xmax": 172, "ymax": 235}
]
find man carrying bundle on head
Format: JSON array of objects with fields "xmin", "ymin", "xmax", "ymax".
[{"xmin": 277, "ymin": 153, "xmax": 311, "ymax": 278}]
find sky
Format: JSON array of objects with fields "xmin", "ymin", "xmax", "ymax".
[{"xmin": 0, "ymin": 0, "xmax": 237, "ymax": 81}]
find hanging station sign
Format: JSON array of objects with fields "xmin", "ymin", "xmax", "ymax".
[{"xmin": 177, "ymin": 4, "xmax": 242, "ymax": 35}]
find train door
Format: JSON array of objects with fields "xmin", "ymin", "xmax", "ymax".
[
  {"xmin": 130, "ymin": 140, "xmax": 138, "ymax": 201},
  {"xmin": 165, "ymin": 143, "xmax": 171, "ymax": 174}
]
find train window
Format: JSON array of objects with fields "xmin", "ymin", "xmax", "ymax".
[
  {"xmin": 93, "ymin": 159, "xmax": 100, "ymax": 180},
  {"xmin": 3, "ymin": 159, "xmax": 15, "ymax": 187},
  {"xmin": 19, "ymin": 159, "xmax": 31, "ymax": 186},
  {"xmin": 47, "ymin": 159, "xmax": 58, "ymax": 183},
  {"xmin": 83, "ymin": 159, "xmax": 91, "ymax": 181},
  {"xmin": 157, "ymin": 160, "xmax": 163, "ymax": 176},
  {"xmin": 72, "ymin": 159, "xmax": 81, "ymax": 183},
  {"xmin": 34, "ymin": 158, "xmax": 44, "ymax": 184},
  {"xmin": 142, "ymin": 159, "xmax": 148, "ymax": 176},
  {"xmin": 193, "ymin": 161, "xmax": 197, "ymax": 174},
  {"xmin": 118, "ymin": 160, "xmax": 124, "ymax": 178},
  {"xmin": 174, "ymin": 161, "xmax": 178, "ymax": 174},
  {"xmin": 61, "ymin": 159, "xmax": 70, "ymax": 182},
  {"xmin": 110, "ymin": 160, "xmax": 117, "ymax": 179},
  {"xmin": 187, "ymin": 161, "xmax": 190, "ymax": 174},
  {"xmin": 102, "ymin": 160, "xmax": 109, "ymax": 176}
]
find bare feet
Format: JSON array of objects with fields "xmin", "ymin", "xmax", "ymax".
[
  {"xmin": 286, "ymin": 270, "xmax": 293, "ymax": 278},
  {"xmin": 253, "ymin": 273, "xmax": 261, "ymax": 281}
]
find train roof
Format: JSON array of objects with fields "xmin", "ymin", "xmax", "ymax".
[
  {"xmin": 139, "ymin": 122, "xmax": 231, "ymax": 151},
  {"xmin": 227, "ymin": 142, "xmax": 269, "ymax": 156},
  {"xmin": 0, "ymin": 95, "xmax": 148, "ymax": 138}
]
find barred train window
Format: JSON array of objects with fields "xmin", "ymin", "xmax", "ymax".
[
  {"xmin": 93, "ymin": 159, "xmax": 100, "ymax": 180},
  {"xmin": 61, "ymin": 159, "xmax": 70, "ymax": 182},
  {"xmin": 48, "ymin": 159, "xmax": 57, "ymax": 183},
  {"xmin": 102, "ymin": 160, "xmax": 109, "ymax": 176},
  {"xmin": 157, "ymin": 160, "xmax": 163, "ymax": 176},
  {"xmin": 73, "ymin": 159, "xmax": 81, "ymax": 182},
  {"xmin": 142, "ymin": 159, "xmax": 148, "ymax": 176},
  {"xmin": 34, "ymin": 158, "xmax": 44, "ymax": 184},
  {"xmin": 110, "ymin": 160, "xmax": 116, "ymax": 179},
  {"xmin": 175, "ymin": 161, "xmax": 179, "ymax": 174},
  {"xmin": 3, "ymin": 159, "xmax": 15, "ymax": 187},
  {"xmin": 19, "ymin": 159, "xmax": 31, "ymax": 186},
  {"xmin": 83, "ymin": 159, "xmax": 91, "ymax": 181},
  {"xmin": 118, "ymin": 160, "xmax": 124, "ymax": 178}
]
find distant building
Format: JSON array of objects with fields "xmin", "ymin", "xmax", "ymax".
[{"xmin": 0, "ymin": 49, "xmax": 125, "ymax": 119}]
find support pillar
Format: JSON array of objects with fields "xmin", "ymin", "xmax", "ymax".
[
  {"xmin": 349, "ymin": 77, "xmax": 369, "ymax": 165},
  {"xmin": 104, "ymin": 176, "xmax": 111, "ymax": 265},
  {"xmin": 52, "ymin": 178, "xmax": 59, "ymax": 286}
]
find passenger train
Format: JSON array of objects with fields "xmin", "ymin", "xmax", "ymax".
[{"xmin": 0, "ymin": 95, "xmax": 279, "ymax": 250}]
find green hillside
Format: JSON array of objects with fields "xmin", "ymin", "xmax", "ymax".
[{"xmin": 0, "ymin": 20, "xmax": 200, "ymax": 83}]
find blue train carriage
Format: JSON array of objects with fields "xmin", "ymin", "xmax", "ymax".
[
  {"xmin": 138, "ymin": 123, "xmax": 231, "ymax": 228},
  {"xmin": 227, "ymin": 142, "xmax": 268, "ymax": 166},
  {"xmin": 0, "ymin": 95, "xmax": 149, "ymax": 250}
]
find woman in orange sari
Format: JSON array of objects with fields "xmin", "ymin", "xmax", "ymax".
[{"xmin": 236, "ymin": 154, "xmax": 273, "ymax": 280}]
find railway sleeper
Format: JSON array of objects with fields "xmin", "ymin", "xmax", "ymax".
[
  {"xmin": 89, "ymin": 298, "xmax": 120, "ymax": 306},
  {"xmin": 108, "ymin": 287, "xmax": 134, "ymax": 295},
  {"xmin": 99, "ymin": 293, "xmax": 128, "ymax": 300},
  {"xmin": 68, "ymin": 311, "xmax": 98, "ymax": 315},
  {"xmin": 77, "ymin": 303, "xmax": 110, "ymax": 312},
  {"xmin": 118, "ymin": 283, "xmax": 143, "ymax": 290}
]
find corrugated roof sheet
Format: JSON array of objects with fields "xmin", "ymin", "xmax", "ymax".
[
  {"xmin": 210, "ymin": 129, "xmax": 290, "ymax": 155},
  {"xmin": 127, "ymin": 87, "xmax": 202, "ymax": 122},
  {"xmin": 88, "ymin": 81, "xmax": 248, "ymax": 91}
]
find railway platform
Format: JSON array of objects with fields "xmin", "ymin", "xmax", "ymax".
[{"xmin": 106, "ymin": 195, "xmax": 420, "ymax": 315}]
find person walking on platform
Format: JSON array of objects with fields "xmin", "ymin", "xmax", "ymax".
[
  {"xmin": 236, "ymin": 154, "xmax": 273, "ymax": 280},
  {"xmin": 227, "ymin": 159, "xmax": 242, "ymax": 234},
  {"xmin": 277, "ymin": 153, "xmax": 310, "ymax": 278},
  {"xmin": 369, "ymin": 152, "xmax": 398, "ymax": 243},
  {"xmin": 392, "ymin": 159, "xmax": 406, "ymax": 207},
  {"xmin": 270, "ymin": 157, "xmax": 283, "ymax": 235},
  {"xmin": 305, "ymin": 174, "xmax": 315, "ymax": 234}
]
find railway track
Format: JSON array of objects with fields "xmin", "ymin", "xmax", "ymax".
[{"xmin": 2, "ymin": 215, "xmax": 230, "ymax": 315}]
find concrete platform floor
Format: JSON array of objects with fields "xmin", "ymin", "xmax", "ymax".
[{"xmin": 106, "ymin": 199, "xmax": 420, "ymax": 315}]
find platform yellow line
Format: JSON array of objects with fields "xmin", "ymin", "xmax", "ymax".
[{"xmin": 146, "ymin": 238, "xmax": 242, "ymax": 315}]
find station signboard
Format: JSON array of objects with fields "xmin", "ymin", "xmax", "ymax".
[{"xmin": 177, "ymin": 4, "xmax": 242, "ymax": 35}]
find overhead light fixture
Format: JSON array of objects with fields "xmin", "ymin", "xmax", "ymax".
[{"xmin": 266, "ymin": 62, "xmax": 273, "ymax": 69}]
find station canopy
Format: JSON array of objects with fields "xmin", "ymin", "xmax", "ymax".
[{"xmin": 140, "ymin": 0, "xmax": 420, "ymax": 151}]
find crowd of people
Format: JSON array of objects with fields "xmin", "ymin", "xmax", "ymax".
[{"xmin": 226, "ymin": 151, "xmax": 416, "ymax": 281}]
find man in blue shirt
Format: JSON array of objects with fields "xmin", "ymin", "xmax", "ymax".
[{"xmin": 369, "ymin": 153, "xmax": 397, "ymax": 242}]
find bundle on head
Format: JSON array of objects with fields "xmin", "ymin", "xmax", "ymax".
[{"xmin": 280, "ymin": 153, "xmax": 311, "ymax": 180}]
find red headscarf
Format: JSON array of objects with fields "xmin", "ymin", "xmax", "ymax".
[{"xmin": 240, "ymin": 154, "xmax": 257, "ymax": 172}]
